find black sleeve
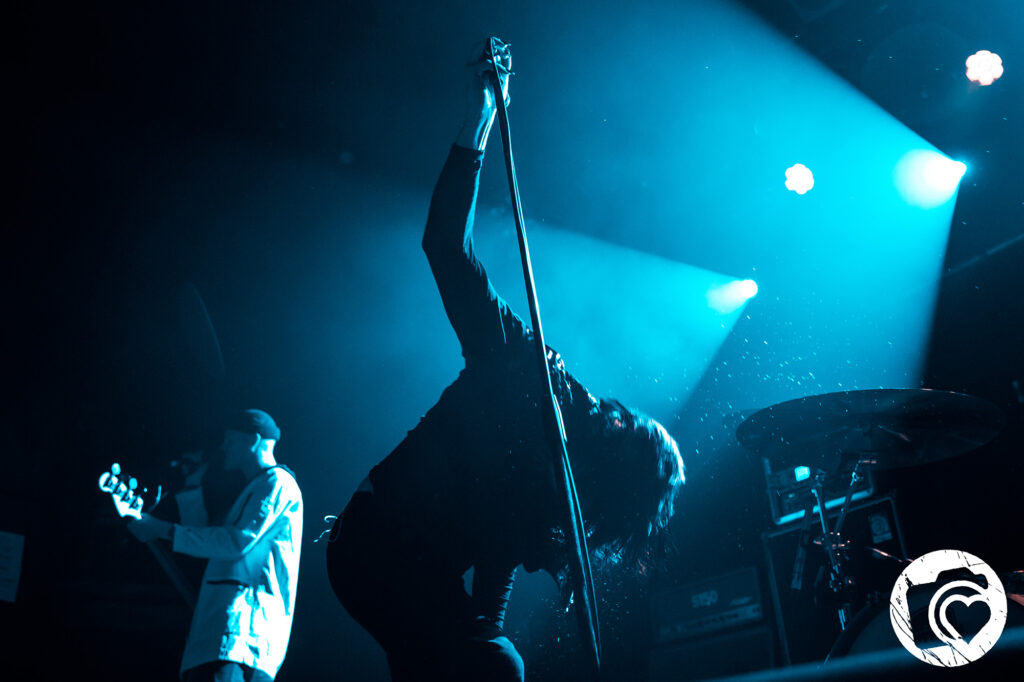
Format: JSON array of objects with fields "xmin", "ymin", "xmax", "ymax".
[
  {"xmin": 422, "ymin": 144, "xmax": 530, "ymax": 361},
  {"xmin": 472, "ymin": 562, "xmax": 517, "ymax": 630}
]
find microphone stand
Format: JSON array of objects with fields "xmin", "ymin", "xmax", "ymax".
[{"xmin": 487, "ymin": 46, "xmax": 601, "ymax": 680}]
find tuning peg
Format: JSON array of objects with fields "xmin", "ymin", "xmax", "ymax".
[
  {"xmin": 111, "ymin": 463, "xmax": 121, "ymax": 475},
  {"xmin": 129, "ymin": 477, "xmax": 138, "ymax": 490}
]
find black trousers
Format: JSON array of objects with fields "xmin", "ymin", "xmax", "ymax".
[
  {"xmin": 182, "ymin": 661, "xmax": 272, "ymax": 682},
  {"xmin": 326, "ymin": 492, "xmax": 524, "ymax": 682}
]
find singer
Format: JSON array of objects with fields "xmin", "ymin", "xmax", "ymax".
[{"xmin": 325, "ymin": 40, "xmax": 685, "ymax": 681}]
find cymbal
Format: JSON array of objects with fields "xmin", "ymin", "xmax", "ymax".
[{"xmin": 736, "ymin": 389, "xmax": 1004, "ymax": 472}]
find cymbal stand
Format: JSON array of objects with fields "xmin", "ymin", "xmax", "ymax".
[
  {"xmin": 832, "ymin": 455, "xmax": 875, "ymax": 537},
  {"xmin": 809, "ymin": 456, "xmax": 873, "ymax": 631}
]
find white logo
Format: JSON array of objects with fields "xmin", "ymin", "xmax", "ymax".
[{"xmin": 890, "ymin": 549, "xmax": 1007, "ymax": 666}]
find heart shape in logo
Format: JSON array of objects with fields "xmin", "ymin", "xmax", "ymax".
[
  {"xmin": 939, "ymin": 593, "xmax": 991, "ymax": 645},
  {"xmin": 927, "ymin": 579, "xmax": 993, "ymax": 647}
]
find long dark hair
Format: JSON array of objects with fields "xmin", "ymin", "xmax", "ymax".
[{"xmin": 567, "ymin": 398, "xmax": 685, "ymax": 570}]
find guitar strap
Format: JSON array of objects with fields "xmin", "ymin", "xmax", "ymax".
[{"xmin": 227, "ymin": 464, "xmax": 297, "ymax": 526}]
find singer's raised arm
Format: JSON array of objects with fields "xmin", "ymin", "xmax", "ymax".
[{"xmin": 420, "ymin": 41, "xmax": 525, "ymax": 362}]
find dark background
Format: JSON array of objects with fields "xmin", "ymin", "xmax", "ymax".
[{"xmin": 7, "ymin": 0, "xmax": 1022, "ymax": 679}]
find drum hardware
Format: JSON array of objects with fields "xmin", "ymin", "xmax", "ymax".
[
  {"xmin": 866, "ymin": 546, "xmax": 909, "ymax": 566},
  {"xmin": 804, "ymin": 457, "xmax": 875, "ymax": 631},
  {"xmin": 736, "ymin": 389, "xmax": 1005, "ymax": 473},
  {"xmin": 823, "ymin": 592, "xmax": 892, "ymax": 662},
  {"xmin": 739, "ymin": 389, "xmax": 1005, "ymax": 642},
  {"xmin": 1004, "ymin": 571, "xmax": 1024, "ymax": 608},
  {"xmin": 761, "ymin": 496, "xmax": 908, "ymax": 664}
]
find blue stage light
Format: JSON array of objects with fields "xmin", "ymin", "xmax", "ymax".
[
  {"xmin": 738, "ymin": 279, "xmax": 758, "ymax": 299},
  {"xmin": 894, "ymin": 150, "xmax": 967, "ymax": 209},
  {"xmin": 707, "ymin": 279, "xmax": 759, "ymax": 314}
]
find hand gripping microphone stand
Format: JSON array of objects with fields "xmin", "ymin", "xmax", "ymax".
[{"xmin": 485, "ymin": 36, "xmax": 601, "ymax": 681}]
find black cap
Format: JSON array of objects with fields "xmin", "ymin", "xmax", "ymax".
[{"xmin": 227, "ymin": 409, "xmax": 281, "ymax": 441}]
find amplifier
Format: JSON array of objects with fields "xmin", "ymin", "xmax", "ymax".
[
  {"xmin": 651, "ymin": 566, "xmax": 763, "ymax": 644},
  {"xmin": 762, "ymin": 496, "xmax": 906, "ymax": 665},
  {"xmin": 764, "ymin": 459, "xmax": 874, "ymax": 526}
]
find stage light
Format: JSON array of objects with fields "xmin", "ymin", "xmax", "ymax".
[
  {"xmin": 707, "ymin": 279, "xmax": 759, "ymax": 314},
  {"xmin": 785, "ymin": 163, "xmax": 814, "ymax": 195},
  {"xmin": 894, "ymin": 150, "xmax": 966, "ymax": 209},
  {"xmin": 966, "ymin": 50, "xmax": 1004, "ymax": 86}
]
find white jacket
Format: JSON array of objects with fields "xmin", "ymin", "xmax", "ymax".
[{"xmin": 173, "ymin": 466, "xmax": 303, "ymax": 679}]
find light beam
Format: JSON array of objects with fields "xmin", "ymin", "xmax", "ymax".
[{"xmin": 894, "ymin": 150, "xmax": 967, "ymax": 209}]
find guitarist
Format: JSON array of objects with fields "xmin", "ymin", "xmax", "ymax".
[
  {"xmin": 325, "ymin": 40, "xmax": 685, "ymax": 681},
  {"xmin": 129, "ymin": 409, "xmax": 303, "ymax": 682}
]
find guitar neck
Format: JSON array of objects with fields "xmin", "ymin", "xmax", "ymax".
[
  {"xmin": 144, "ymin": 539, "xmax": 196, "ymax": 610},
  {"xmin": 99, "ymin": 464, "xmax": 197, "ymax": 609}
]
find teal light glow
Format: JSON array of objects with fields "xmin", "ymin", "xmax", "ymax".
[
  {"xmin": 794, "ymin": 466, "xmax": 811, "ymax": 482},
  {"xmin": 707, "ymin": 279, "xmax": 759, "ymax": 313},
  {"xmin": 894, "ymin": 150, "xmax": 967, "ymax": 209},
  {"xmin": 520, "ymin": 0, "xmax": 964, "ymax": 417},
  {"xmin": 775, "ymin": 490, "xmax": 874, "ymax": 525},
  {"xmin": 475, "ymin": 220, "xmax": 751, "ymax": 415}
]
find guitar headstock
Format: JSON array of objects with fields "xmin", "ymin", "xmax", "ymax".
[{"xmin": 98, "ymin": 463, "xmax": 161, "ymax": 520}]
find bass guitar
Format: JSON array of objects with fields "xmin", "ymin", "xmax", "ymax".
[{"xmin": 98, "ymin": 463, "xmax": 196, "ymax": 609}]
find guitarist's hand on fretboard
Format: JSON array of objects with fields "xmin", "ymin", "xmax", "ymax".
[{"xmin": 98, "ymin": 462, "xmax": 196, "ymax": 607}]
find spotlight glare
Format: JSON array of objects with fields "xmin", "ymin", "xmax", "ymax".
[
  {"xmin": 966, "ymin": 50, "xmax": 1004, "ymax": 86},
  {"xmin": 894, "ymin": 150, "xmax": 967, "ymax": 209},
  {"xmin": 785, "ymin": 163, "xmax": 814, "ymax": 194},
  {"xmin": 707, "ymin": 279, "xmax": 759, "ymax": 314}
]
